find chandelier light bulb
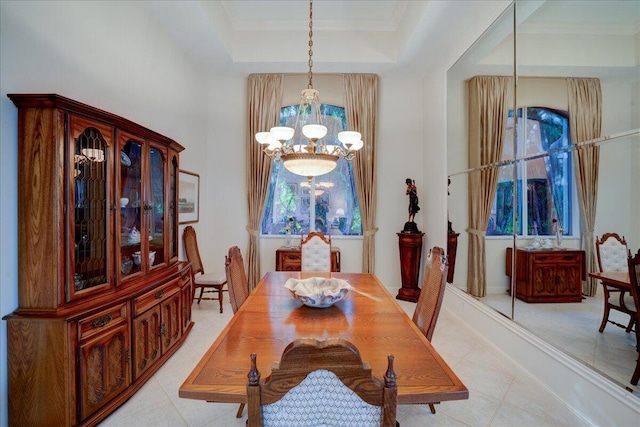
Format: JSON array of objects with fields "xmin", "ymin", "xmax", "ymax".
[
  {"xmin": 255, "ymin": 132, "xmax": 274, "ymax": 144},
  {"xmin": 349, "ymin": 139, "xmax": 364, "ymax": 151},
  {"xmin": 267, "ymin": 140, "xmax": 283, "ymax": 151},
  {"xmin": 338, "ymin": 131, "xmax": 362, "ymax": 149},
  {"xmin": 302, "ymin": 124, "xmax": 327, "ymax": 140},
  {"xmin": 270, "ymin": 126, "xmax": 295, "ymax": 142}
]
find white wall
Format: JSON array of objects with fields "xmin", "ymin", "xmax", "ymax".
[{"xmin": 0, "ymin": 2, "xmax": 209, "ymax": 425}]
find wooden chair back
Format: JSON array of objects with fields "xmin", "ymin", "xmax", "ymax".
[
  {"xmin": 412, "ymin": 246, "xmax": 448, "ymax": 341},
  {"xmin": 595, "ymin": 234, "xmax": 635, "ymax": 333},
  {"xmin": 596, "ymin": 233, "xmax": 628, "ymax": 272},
  {"xmin": 225, "ymin": 246, "xmax": 250, "ymax": 313},
  {"xmin": 300, "ymin": 231, "xmax": 331, "ymax": 271},
  {"xmin": 628, "ymin": 249, "xmax": 640, "ymax": 385},
  {"xmin": 246, "ymin": 338, "xmax": 397, "ymax": 427},
  {"xmin": 183, "ymin": 226, "xmax": 205, "ymax": 276}
]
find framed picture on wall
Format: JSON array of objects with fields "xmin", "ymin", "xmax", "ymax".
[{"xmin": 179, "ymin": 170, "xmax": 199, "ymax": 224}]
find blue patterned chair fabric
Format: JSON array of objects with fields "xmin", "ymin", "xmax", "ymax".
[
  {"xmin": 262, "ymin": 369, "xmax": 382, "ymax": 426},
  {"xmin": 246, "ymin": 338, "xmax": 398, "ymax": 427},
  {"xmin": 301, "ymin": 232, "xmax": 331, "ymax": 271}
]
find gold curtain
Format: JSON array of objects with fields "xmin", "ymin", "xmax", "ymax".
[
  {"xmin": 246, "ymin": 74, "xmax": 283, "ymax": 289},
  {"xmin": 567, "ymin": 78, "xmax": 602, "ymax": 297},
  {"xmin": 467, "ymin": 76, "xmax": 513, "ymax": 297},
  {"xmin": 344, "ymin": 74, "xmax": 378, "ymax": 273}
]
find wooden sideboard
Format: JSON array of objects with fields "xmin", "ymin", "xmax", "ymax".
[
  {"xmin": 275, "ymin": 246, "xmax": 341, "ymax": 272},
  {"xmin": 506, "ymin": 247, "xmax": 585, "ymax": 303}
]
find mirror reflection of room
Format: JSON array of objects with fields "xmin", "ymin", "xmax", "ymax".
[{"xmin": 447, "ymin": 0, "xmax": 640, "ymax": 394}]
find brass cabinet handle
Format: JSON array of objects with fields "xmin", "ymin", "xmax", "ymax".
[
  {"xmin": 154, "ymin": 289, "xmax": 165, "ymax": 299},
  {"xmin": 91, "ymin": 314, "xmax": 113, "ymax": 328}
]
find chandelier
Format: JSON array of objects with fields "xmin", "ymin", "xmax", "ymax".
[{"xmin": 255, "ymin": 0, "xmax": 363, "ymax": 179}]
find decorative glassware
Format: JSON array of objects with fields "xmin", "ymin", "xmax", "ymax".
[
  {"xmin": 285, "ymin": 217, "xmax": 294, "ymax": 247},
  {"xmin": 121, "ymin": 257, "xmax": 133, "ymax": 275}
]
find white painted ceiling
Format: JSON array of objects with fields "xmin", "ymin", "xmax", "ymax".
[{"xmin": 139, "ymin": 1, "xmax": 639, "ymax": 78}]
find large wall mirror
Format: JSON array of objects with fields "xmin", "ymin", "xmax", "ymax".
[{"xmin": 447, "ymin": 0, "xmax": 639, "ymax": 395}]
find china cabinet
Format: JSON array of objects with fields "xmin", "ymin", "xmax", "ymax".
[{"xmin": 4, "ymin": 94, "xmax": 191, "ymax": 427}]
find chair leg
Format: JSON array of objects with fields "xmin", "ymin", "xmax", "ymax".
[
  {"xmin": 428, "ymin": 403, "xmax": 436, "ymax": 414},
  {"xmin": 625, "ymin": 317, "xmax": 635, "ymax": 333},
  {"xmin": 598, "ymin": 305, "xmax": 610, "ymax": 333},
  {"xmin": 631, "ymin": 326, "xmax": 640, "ymax": 385},
  {"xmin": 197, "ymin": 286, "xmax": 204, "ymax": 304},
  {"xmin": 218, "ymin": 288, "xmax": 224, "ymax": 313},
  {"xmin": 236, "ymin": 402, "xmax": 245, "ymax": 418}
]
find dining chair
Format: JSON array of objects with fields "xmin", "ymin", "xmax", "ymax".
[
  {"xmin": 411, "ymin": 245, "xmax": 448, "ymax": 414},
  {"xmin": 300, "ymin": 231, "xmax": 331, "ymax": 271},
  {"xmin": 225, "ymin": 245, "xmax": 250, "ymax": 314},
  {"xmin": 595, "ymin": 233, "xmax": 635, "ymax": 333},
  {"xmin": 246, "ymin": 338, "xmax": 398, "ymax": 427},
  {"xmin": 628, "ymin": 249, "xmax": 640, "ymax": 385},
  {"xmin": 182, "ymin": 226, "xmax": 227, "ymax": 313},
  {"xmin": 224, "ymin": 245, "xmax": 252, "ymax": 419}
]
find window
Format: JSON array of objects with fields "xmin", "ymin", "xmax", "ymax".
[
  {"xmin": 261, "ymin": 104, "xmax": 362, "ymax": 236},
  {"xmin": 488, "ymin": 107, "xmax": 573, "ymax": 237}
]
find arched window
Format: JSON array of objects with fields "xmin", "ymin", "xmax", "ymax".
[
  {"xmin": 488, "ymin": 107, "xmax": 573, "ymax": 236},
  {"xmin": 261, "ymin": 104, "xmax": 362, "ymax": 236}
]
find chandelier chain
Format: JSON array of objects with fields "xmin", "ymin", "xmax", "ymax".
[
  {"xmin": 307, "ymin": 0, "xmax": 314, "ymax": 89},
  {"xmin": 254, "ymin": 0, "xmax": 362, "ymax": 179}
]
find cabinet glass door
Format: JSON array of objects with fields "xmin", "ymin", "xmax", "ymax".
[
  {"xmin": 119, "ymin": 136, "xmax": 144, "ymax": 280},
  {"xmin": 149, "ymin": 144, "xmax": 166, "ymax": 268},
  {"xmin": 169, "ymin": 155, "xmax": 179, "ymax": 261},
  {"xmin": 69, "ymin": 116, "xmax": 114, "ymax": 300}
]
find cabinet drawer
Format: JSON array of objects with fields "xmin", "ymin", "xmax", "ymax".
[
  {"xmin": 179, "ymin": 265, "xmax": 192, "ymax": 287},
  {"xmin": 532, "ymin": 252, "xmax": 580, "ymax": 264},
  {"xmin": 134, "ymin": 278, "xmax": 180, "ymax": 316},
  {"xmin": 78, "ymin": 303, "xmax": 128, "ymax": 341},
  {"xmin": 281, "ymin": 254, "xmax": 301, "ymax": 271}
]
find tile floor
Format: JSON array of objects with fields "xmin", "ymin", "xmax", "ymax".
[
  {"xmin": 100, "ymin": 297, "xmax": 592, "ymax": 427},
  {"xmin": 482, "ymin": 292, "xmax": 640, "ymax": 396}
]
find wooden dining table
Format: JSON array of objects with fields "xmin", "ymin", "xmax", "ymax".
[
  {"xmin": 179, "ymin": 271, "xmax": 468, "ymax": 405},
  {"xmin": 588, "ymin": 271, "xmax": 631, "ymax": 291}
]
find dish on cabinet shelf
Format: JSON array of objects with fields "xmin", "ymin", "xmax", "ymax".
[{"xmin": 120, "ymin": 151, "xmax": 131, "ymax": 167}]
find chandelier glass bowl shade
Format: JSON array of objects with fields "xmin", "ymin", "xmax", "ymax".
[{"xmin": 254, "ymin": 1, "xmax": 362, "ymax": 178}]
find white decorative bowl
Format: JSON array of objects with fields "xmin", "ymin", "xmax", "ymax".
[{"xmin": 284, "ymin": 277, "xmax": 352, "ymax": 308}]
